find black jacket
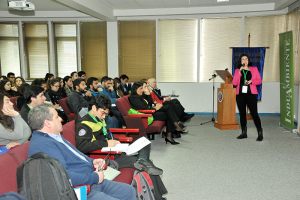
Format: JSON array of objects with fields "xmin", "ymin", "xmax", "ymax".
[
  {"xmin": 67, "ymin": 91, "xmax": 93, "ymax": 114},
  {"xmin": 76, "ymin": 114, "xmax": 110, "ymax": 154}
]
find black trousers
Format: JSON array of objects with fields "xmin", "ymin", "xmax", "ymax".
[
  {"xmin": 153, "ymin": 106, "xmax": 180, "ymax": 132},
  {"xmin": 236, "ymin": 94, "xmax": 262, "ymax": 131}
]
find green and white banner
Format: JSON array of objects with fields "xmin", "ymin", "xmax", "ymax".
[{"xmin": 279, "ymin": 31, "xmax": 294, "ymax": 130}]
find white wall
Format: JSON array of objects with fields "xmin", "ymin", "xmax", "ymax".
[{"xmin": 157, "ymin": 82, "xmax": 282, "ymax": 113}]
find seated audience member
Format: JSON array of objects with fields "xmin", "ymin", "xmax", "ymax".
[
  {"xmin": 31, "ymin": 78, "xmax": 48, "ymax": 92},
  {"xmin": 100, "ymin": 77, "xmax": 118, "ymax": 104},
  {"xmin": 45, "ymin": 78, "xmax": 68, "ymax": 124},
  {"xmin": 78, "ymin": 71, "xmax": 87, "ymax": 81},
  {"xmin": 7, "ymin": 72, "xmax": 16, "ymax": 84},
  {"xmin": 119, "ymin": 74, "xmax": 132, "ymax": 95},
  {"xmin": 27, "ymin": 105, "xmax": 136, "ymax": 200},
  {"xmin": 71, "ymin": 71, "xmax": 79, "ymax": 81},
  {"xmin": 113, "ymin": 77, "xmax": 124, "ymax": 98},
  {"xmin": 147, "ymin": 78, "xmax": 194, "ymax": 122},
  {"xmin": 99, "ymin": 77, "xmax": 124, "ymax": 127},
  {"xmin": 20, "ymin": 86, "xmax": 46, "ymax": 122},
  {"xmin": 0, "ymin": 76, "xmax": 8, "ymax": 81},
  {"xmin": 87, "ymin": 77, "xmax": 101, "ymax": 97},
  {"xmin": 63, "ymin": 75, "xmax": 73, "ymax": 97},
  {"xmin": 68, "ymin": 78, "xmax": 93, "ymax": 117},
  {"xmin": 57, "ymin": 77, "xmax": 67, "ymax": 97},
  {"xmin": 14, "ymin": 76, "xmax": 26, "ymax": 91},
  {"xmin": 44, "ymin": 73, "xmax": 55, "ymax": 83},
  {"xmin": 0, "ymin": 93, "xmax": 31, "ymax": 150},
  {"xmin": 129, "ymin": 81, "xmax": 186, "ymax": 145},
  {"xmin": 76, "ymin": 95, "xmax": 163, "ymax": 175},
  {"xmin": 0, "ymin": 80, "xmax": 20, "ymax": 97}
]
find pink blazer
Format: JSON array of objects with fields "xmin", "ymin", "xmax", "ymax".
[{"xmin": 232, "ymin": 66, "xmax": 262, "ymax": 95}]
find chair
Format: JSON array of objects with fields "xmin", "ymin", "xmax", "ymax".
[
  {"xmin": 0, "ymin": 142, "xmax": 29, "ymax": 194},
  {"xmin": 116, "ymin": 96, "xmax": 165, "ymax": 140},
  {"xmin": 58, "ymin": 97, "xmax": 76, "ymax": 121},
  {"xmin": 62, "ymin": 120, "xmax": 137, "ymax": 184}
]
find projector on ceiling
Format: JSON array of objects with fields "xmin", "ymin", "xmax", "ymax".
[{"xmin": 8, "ymin": 0, "xmax": 35, "ymax": 11}]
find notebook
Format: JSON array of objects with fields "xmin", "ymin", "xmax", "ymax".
[{"xmin": 103, "ymin": 166, "xmax": 121, "ymax": 180}]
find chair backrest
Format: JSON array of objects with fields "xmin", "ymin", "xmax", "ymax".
[
  {"xmin": 62, "ymin": 120, "xmax": 76, "ymax": 146},
  {"xmin": 116, "ymin": 96, "xmax": 131, "ymax": 116},
  {"xmin": 58, "ymin": 97, "xmax": 72, "ymax": 115},
  {"xmin": 0, "ymin": 142, "xmax": 29, "ymax": 194},
  {"xmin": 9, "ymin": 96, "xmax": 19, "ymax": 111}
]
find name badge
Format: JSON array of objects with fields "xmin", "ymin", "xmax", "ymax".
[{"xmin": 242, "ymin": 85, "xmax": 248, "ymax": 93}]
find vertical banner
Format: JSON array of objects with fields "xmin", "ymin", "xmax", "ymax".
[
  {"xmin": 279, "ymin": 31, "xmax": 294, "ymax": 130},
  {"xmin": 232, "ymin": 47, "xmax": 265, "ymax": 100}
]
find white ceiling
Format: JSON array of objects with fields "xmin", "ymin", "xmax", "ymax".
[{"xmin": 0, "ymin": 0, "xmax": 298, "ymax": 20}]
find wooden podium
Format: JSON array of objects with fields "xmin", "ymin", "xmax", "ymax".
[{"xmin": 214, "ymin": 70, "xmax": 239, "ymax": 130}]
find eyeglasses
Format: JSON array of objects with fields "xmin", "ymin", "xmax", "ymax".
[{"xmin": 99, "ymin": 109, "xmax": 109, "ymax": 115}]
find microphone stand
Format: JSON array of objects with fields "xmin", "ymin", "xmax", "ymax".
[{"xmin": 200, "ymin": 74, "xmax": 217, "ymax": 125}]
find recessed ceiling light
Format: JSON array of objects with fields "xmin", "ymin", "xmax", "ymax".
[{"xmin": 217, "ymin": 0, "xmax": 229, "ymax": 2}]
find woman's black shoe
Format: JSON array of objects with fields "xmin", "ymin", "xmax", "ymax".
[{"xmin": 165, "ymin": 138, "xmax": 180, "ymax": 145}]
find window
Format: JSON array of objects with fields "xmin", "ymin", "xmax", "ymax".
[
  {"xmin": 200, "ymin": 18, "xmax": 241, "ymax": 82},
  {"xmin": 24, "ymin": 23, "xmax": 49, "ymax": 79},
  {"xmin": 0, "ymin": 23, "xmax": 20, "ymax": 76},
  {"xmin": 245, "ymin": 15, "xmax": 286, "ymax": 82},
  {"xmin": 54, "ymin": 23, "xmax": 77, "ymax": 77},
  {"xmin": 119, "ymin": 21, "xmax": 156, "ymax": 81},
  {"xmin": 81, "ymin": 22, "xmax": 107, "ymax": 78},
  {"xmin": 158, "ymin": 19, "xmax": 198, "ymax": 82}
]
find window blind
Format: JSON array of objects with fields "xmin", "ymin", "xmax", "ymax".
[
  {"xmin": 0, "ymin": 24, "xmax": 20, "ymax": 76},
  {"xmin": 158, "ymin": 19, "xmax": 198, "ymax": 82},
  {"xmin": 119, "ymin": 21, "xmax": 156, "ymax": 82},
  {"xmin": 54, "ymin": 23, "xmax": 77, "ymax": 77},
  {"xmin": 24, "ymin": 23, "xmax": 49, "ymax": 79},
  {"xmin": 81, "ymin": 22, "xmax": 107, "ymax": 79}
]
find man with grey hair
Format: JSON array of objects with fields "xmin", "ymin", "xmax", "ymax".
[{"xmin": 28, "ymin": 104, "xmax": 136, "ymax": 200}]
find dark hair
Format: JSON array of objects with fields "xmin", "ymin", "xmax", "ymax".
[
  {"xmin": 14, "ymin": 76, "xmax": 25, "ymax": 86},
  {"xmin": 7, "ymin": 72, "xmax": 15, "ymax": 78},
  {"xmin": 44, "ymin": 73, "xmax": 54, "ymax": 81},
  {"xmin": 78, "ymin": 71, "xmax": 86, "ymax": 78},
  {"xmin": 31, "ymin": 78, "xmax": 47, "ymax": 87},
  {"xmin": 100, "ymin": 76, "xmax": 109, "ymax": 84},
  {"xmin": 48, "ymin": 78, "xmax": 60, "ymax": 86},
  {"xmin": 131, "ymin": 81, "xmax": 144, "ymax": 95},
  {"xmin": 73, "ymin": 78, "xmax": 85, "ymax": 90},
  {"xmin": 23, "ymin": 85, "xmax": 44, "ymax": 104},
  {"xmin": 0, "ymin": 93, "xmax": 14, "ymax": 130},
  {"xmin": 238, "ymin": 53, "xmax": 252, "ymax": 69},
  {"xmin": 0, "ymin": 80, "xmax": 11, "ymax": 96},
  {"xmin": 113, "ymin": 78, "xmax": 121, "ymax": 90},
  {"xmin": 63, "ymin": 76, "xmax": 72, "ymax": 87},
  {"xmin": 86, "ymin": 77, "xmax": 98, "ymax": 88},
  {"xmin": 0, "ymin": 76, "xmax": 8, "ymax": 81},
  {"xmin": 70, "ymin": 71, "xmax": 77, "ymax": 77},
  {"xmin": 90, "ymin": 95, "xmax": 111, "ymax": 110},
  {"xmin": 120, "ymin": 74, "xmax": 129, "ymax": 80}
]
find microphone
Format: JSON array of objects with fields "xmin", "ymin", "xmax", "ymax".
[
  {"xmin": 225, "ymin": 68, "xmax": 228, "ymax": 71},
  {"xmin": 212, "ymin": 74, "xmax": 216, "ymax": 78},
  {"xmin": 242, "ymin": 63, "xmax": 245, "ymax": 67}
]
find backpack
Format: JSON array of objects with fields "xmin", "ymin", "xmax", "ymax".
[
  {"xmin": 16, "ymin": 152, "xmax": 78, "ymax": 200},
  {"xmin": 131, "ymin": 170, "xmax": 155, "ymax": 200}
]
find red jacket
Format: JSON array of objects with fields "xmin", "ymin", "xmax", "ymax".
[{"xmin": 232, "ymin": 66, "xmax": 262, "ymax": 95}]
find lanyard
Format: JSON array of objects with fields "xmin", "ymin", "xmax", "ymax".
[
  {"xmin": 88, "ymin": 112, "xmax": 113, "ymax": 139},
  {"xmin": 242, "ymin": 70, "xmax": 249, "ymax": 85}
]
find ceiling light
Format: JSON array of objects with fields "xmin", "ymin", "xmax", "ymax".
[{"xmin": 217, "ymin": 0, "xmax": 229, "ymax": 2}]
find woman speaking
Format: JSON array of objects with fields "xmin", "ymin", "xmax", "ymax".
[{"xmin": 232, "ymin": 54, "xmax": 263, "ymax": 141}]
